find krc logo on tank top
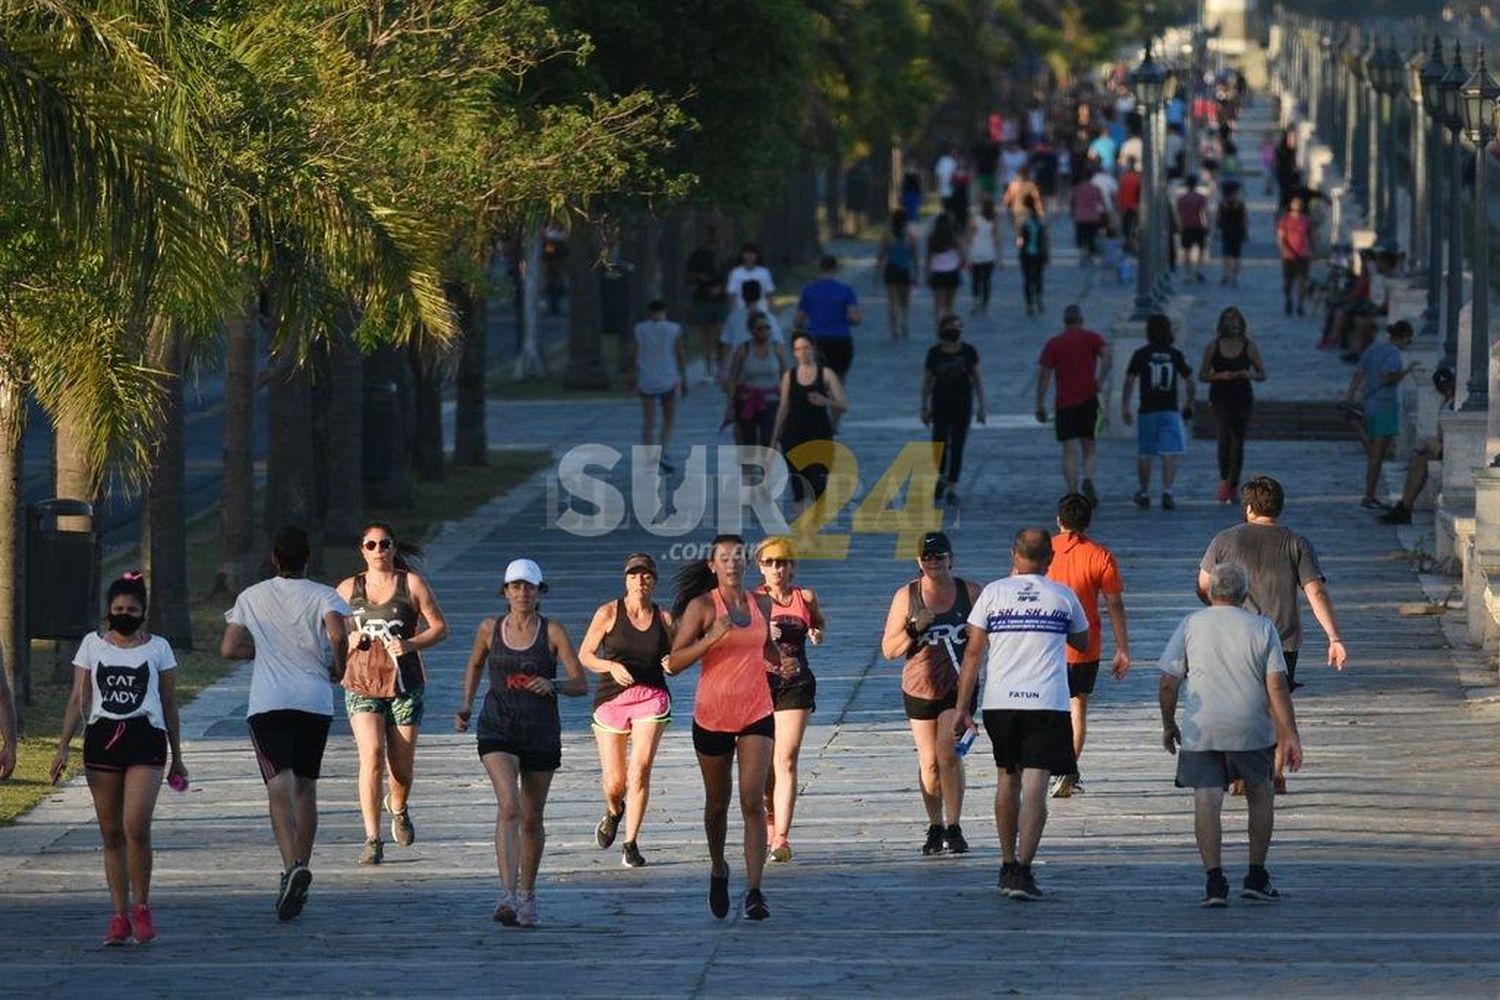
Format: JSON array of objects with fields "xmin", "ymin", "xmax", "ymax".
[{"xmin": 548, "ymin": 443, "xmax": 945, "ymax": 561}]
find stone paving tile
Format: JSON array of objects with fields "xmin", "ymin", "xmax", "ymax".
[{"xmin": 3, "ymin": 103, "xmax": 1499, "ymax": 997}]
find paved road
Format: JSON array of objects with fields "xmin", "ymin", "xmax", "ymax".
[{"xmin": 3, "ymin": 101, "xmax": 1498, "ymax": 996}]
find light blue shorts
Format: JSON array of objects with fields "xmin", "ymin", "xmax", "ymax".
[{"xmin": 1137, "ymin": 410, "xmax": 1186, "ymax": 457}]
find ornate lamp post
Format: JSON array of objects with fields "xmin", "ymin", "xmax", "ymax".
[
  {"xmin": 1372, "ymin": 40, "xmax": 1402, "ymax": 247},
  {"xmin": 1460, "ymin": 48, "xmax": 1499, "ymax": 412},
  {"xmin": 1131, "ymin": 41, "xmax": 1167, "ymax": 320},
  {"xmin": 1442, "ymin": 42, "xmax": 1468, "ymax": 373},
  {"xmin": 1347, "ymin": 36, "xmax": 1368, "ymax": 211},
  {"xmin": 1420, "ymin": 37, "xmax": 1448, "ymax": 340},
  {"xmin": 1155, "ymin": 70, "xmax": 1178, "ymax": 306},
  {"xmin": 1364, "ymin": 37, "xmax": 1381, "ymax": 225},
  {"xmin": 1407, "ymin": 40, "xmax": 1430, "ymax": 277}
]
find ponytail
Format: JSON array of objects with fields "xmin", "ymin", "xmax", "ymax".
[{"xmin": 672, "ymin": 534, "xmax": 745, "ymax": 617}]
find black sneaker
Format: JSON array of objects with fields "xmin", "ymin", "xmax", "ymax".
[
  {"xmin": 1378, "ymin": 504, "xmax": 1413, "ymax": 525},
  {"xmin": 595, "ymin": 805, "xmax": 624, "ymax": 849},
  {"xmin": 944, "ymin": 824, "xmax": 970, "ymax": 855},
  {"xmin": 1011, "ymin": 864, "xmax": 1044, "ymax": 901},
  {"xmin": 1133, "ymin": 490, "xmax": 1150, "ymax": 509},
  {"xmin": 709, "ymin": 865, "xmax": 730, "ymax": 919},
  {"xmin": 921, "ymin": 824, "xmax": 946, "ymax": 857},
  {"xmin": 1359, "ymin": 497, "xmax": 1388, "ymax": 510},
  {"xmin": 1160, "ymin": 492, "xmax": 1176, "ymax": 511},
  {"xmin": 277, "ymin": 862, "xmax": 312, "ymax": 921},
  {"xmin": 998, "ymin": 861, "xmax": 1019, "ymax": 897},
  {"xmin": 1081, "ymin": 479, "xmax": 1098, "ymax": 508},
  {"xmin": 1202, "ymin": 868, "xmax": 1229, "ymax": 908},
  {"xmin": 1241, "ymin": 867, "xmax": 1280, "ymax": 901},
  {"xmin": 621, "ymin": 841, "xmax": 646, "ymax": 868},
  {"xmin": 742, "ymin": 888, "xmax": 769, "ymax": 921}
]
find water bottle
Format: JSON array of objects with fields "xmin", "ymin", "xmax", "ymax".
[{"xmin": 955, "ymin": 726, "xmax": 978, "ymax": 758}]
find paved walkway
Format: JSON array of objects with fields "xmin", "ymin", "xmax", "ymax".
[{"xmin": 4, "ymin": 101, "xmax": 1499, "ymax": 996}]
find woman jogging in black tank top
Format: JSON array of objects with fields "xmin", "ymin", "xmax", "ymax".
[
  {"xmin": 1198, "ymin": 307, "xmax": 1265, "ymax": 505},
  {"xmin": 880, "ymin": 531, "xmax": 982, "ymax": 857},
  {"xmin": 772, "ymin": 331, "xmax": 849, "ymax": 517},
  {"xmin": 335, "ymin": 521, "xmax": 449, "ymax": 866},
  {"xmin": 456, "ymin": 558, "xmax": 587, "ymax": 927},
  {"xmin": 578, "ymin": 553, "xmax": 676, "ymax": 868}
]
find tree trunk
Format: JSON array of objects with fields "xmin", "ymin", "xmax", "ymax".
[
  {"xmin": 264, "ymin": 357, "xmax": 321, "ymax": 570},
  {"xmin": 451, "ymin": 279, "xmax": 488, "ymax": 466},
  {"xmin": 0, "ymin": 366, "xmax": 28, "ymax": 713},
  {"xmin": 321, "ymin": 323, "xmax": 364, "ymax": 542},
  {"xmin": 562, "ymin": 223, "xmax": 609, "ymax": 389},
  {"xmin": 141, "ymin": 325, "xmax": 193, "ymax": 647},
  {"xmin": 51, "ymin": 406, "xmax": 102, "ymax": 682},
  {"xmin": 408, "ymin": 341, "xmax": 445, "ymax": 482},
  {"xmin": 214, "ymin": 296, "xmax": 257, "ymax": 596},
  {"xmin": 659, "ymin": 212, "xmax": 686, "ymax": 319},
  {"xmin": 823, "ymin": 161, "xmax": 841, "ymax": 242},
  {"xmin": 362, "ymin": 347, "xmax": 413, "ymax": 508}
]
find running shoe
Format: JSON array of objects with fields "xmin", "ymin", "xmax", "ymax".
[
  {"xmin": 945, "ymin": 488, "xmax": 959, "ymax": 505},
  {"xmin": 621, "ymin": 841, "xmax": 647, "ymax": 868},
  {"xmin": 920, "ymin": 824, "xmax": 945, "ymax": 857},
  {"xmin": 1011, "ymin": 865, "xmax": 1044, "ymax": 901},
  {"xmin": 1378, "ymin": 504, "xmax": 1413, "ymax": 524},
  {"xmin": 358, "ymin": 837, "xmax": 384, "ymax": 865},
  {"xmin": 1049, "ymin": 773, "xmax": 1079, "ymax": 799},
  {"xmin": 515, "ymin": 891, "xmax": 538, "ymax": 927},
  {"xmin": 493, "ymin": 890, "xmax": 518, "ymax": 926},
  {"xmin": 1216, "ymin": 482, "xmax": 1232, "ymax": 504},
  {"xmin": 1202, "ymin": 869, "xmax": 1229, "ymax": 908},
  {"xmin": 595, "ymin": 805, "xmax": 624, "ymax": 849},
  {"xmin": 943, "ymin": 824, "xmax": 969, "ymax": 855},
  {"xmin": 743, "ymin": 888, "xmax": 770, "ymax": 921},
  {"xmin": 385, "ymin": 795, "xmax": 416, "ymax": 847},
  {"xmin": 769, "ymin": 838, "xmax": 793, "ymax": 864},
  {"xmin": 277, "ymin": 863, "xmax": 312, "ymax": 921},
  {"xmin": 130, "ymin": 904, "xmax": 156, "ymax": 944},
  {"xmin": 709, "ymin": 865, "xmax": 731, "ymax": 919},
  {"xmin": 1081, "ymin": 479, "xmax": 1098, "ymax": 508},
  {"xmin": 1241, "ymin": 867, "xmax": 1280, "ymax": 901},
  {"xmin": 659, "ymin": 458, "xmax": 675, "ymax": 475},
  {"xmin": 997, "ymin": 861, "xmax": 1019, "ymax": 897},
  {"xmin": 102, "ymin": 913, "xmax": 131, "ymax": 946},
  {"xmin": 1160, "ymin": 491, "xmax": 1176, "ymax": 511},
  {"xmin": 1133, "ymin": 490, "xmax": 1150, "ymax": 510},
  {"xmin": 1359, "ymin": 497, "xmax": 1388, "ymax": 510}
]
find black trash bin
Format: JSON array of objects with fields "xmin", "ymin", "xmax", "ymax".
[{"xmin": 27, "ymin": 499, "xmax": 98, "ymax": 640}]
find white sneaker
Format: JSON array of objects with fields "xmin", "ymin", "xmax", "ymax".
[
  {"xmin": 1049, "ymin": 773, "xmax": 1078, "ymax": 799},
  {"xmin": 492, "ymin": 890, "xmax": 517, "ymax": 926},
  {"xmin": 515, "ymin": 891, "xmax": 538, "ymax": 927}
]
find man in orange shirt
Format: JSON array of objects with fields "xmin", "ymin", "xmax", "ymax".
[{"xmin": 1045, "ymin": 492, "xmax": 1131, "ymax": 797}]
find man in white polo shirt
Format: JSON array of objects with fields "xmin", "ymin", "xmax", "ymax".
[{"xmin": 954, "ymin": 528, "xmax": 1089, "ymax": 902}]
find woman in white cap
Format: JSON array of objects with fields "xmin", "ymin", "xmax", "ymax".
[
  {"xmin": 754, "ymin": 536, "xmax": 824, "ymax": 863},
  {"xmin": 456, "ymin": 558, "xmax": 587, "ymax": 927},
  {"xmin": 578, "ymin": 552, "xmax": 676, "ymax": 868}
]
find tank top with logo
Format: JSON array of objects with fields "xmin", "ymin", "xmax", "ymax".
[
  {"xmin": 477, "ymin": 614, "xmax": 560, "ymax": 754},
  {"xmin": 760, "ymin": 585, "xmax": 815, "ymax": 693},
  {"xmin": 349, "ymin": 572, "xmax": 425, "ymax": 693},
  {"xmin": 900, "ymin": 578, "xmax": 974, "ymax": 700}
]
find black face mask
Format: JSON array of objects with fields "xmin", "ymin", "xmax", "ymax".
[
  {"xmin": 939, "ymin": 327, "xmax": 961, "ymax": 342},
  {"xmin": 108, "ymin": 613, "xmax": 144, "ymax": 635}
]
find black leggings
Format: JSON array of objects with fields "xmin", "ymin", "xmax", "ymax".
[
  {"xmin": 969, "ymin": 262, "xmax": 995, "ymax": 308},
  {"xmin": 1020, "ymin": 253, "xmax": 1045, "ymax": 308},
  {"xmin": 1212, "ymin": 394, "xmax": 1253, "ymax": 486},
  {"xmin": 932, "ymin": 410, "xmax": 972, "ymax": 484}
]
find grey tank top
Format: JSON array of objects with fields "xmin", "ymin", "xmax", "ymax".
[{"xmin": 476, "ymin": 614, "xmax": 560, "ymax": 752}]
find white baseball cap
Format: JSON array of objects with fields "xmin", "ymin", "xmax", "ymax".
[{"xmin": 503, "ymin": 558, "xmax": 546, "ymax": 590}]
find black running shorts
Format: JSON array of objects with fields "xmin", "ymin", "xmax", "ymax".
[{"xmin": 248, "ymin": 709, "xmax": 332, "ymax": 783}]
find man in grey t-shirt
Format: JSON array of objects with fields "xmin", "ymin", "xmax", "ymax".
[
  {"xmin": 1197, "ymin": 475, "xmax": 1347, "ymax": 691},
  {"xmin": 1161, "ymin": 563, "xmax": 1301, "ymax": 906}
]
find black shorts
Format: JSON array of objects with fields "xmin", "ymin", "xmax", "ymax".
[
  {"xmin": 903, "ymin": 690, "xmax": 957, "ymax": 721},
  {"xmin": 248, "ymin": 710, "xmax": 331, "ymax": 782},
  {"xmin": 817, "ymin": 336, "xmax": 853, "ymax": 378},
  {"xmin": 982, "ymin": 709, "xmax": 1076, "ymax": 775},
  {"xmin": 692, "ymin": 716, "xmax": 775, "ymax": 757},
  {"xmin": 1180, "ymin": 227, "xmax": 1208, "ymax": 250},
  {"xmin": 1074, "ymin": 221, "xmax": 1100, "ymax": 249},
  {"xmin": 1222, "ymin": 235, "xmax": 1245, "ymax": 258},
  {"xmin": 1055, "ymin": 397, "xmax": 1099, "ymax": 441},
  {"xmin": 1067, "ymin": 660, "xmax": 1100, "ymax": 697},
  {"xmin": 928, "ymin": 270, "xmax": 960, "ymax": 291},
  {"xmin": 772, "ymin": 676, "xmax": 816, "ymax": 713},
  {"xmin": 1283, "ymin": 649, "xmax": 1300, "ymax": 691},
  {"xmin": 884, "ymin": 264, "xmax": 913, "ymax": 287},
  {"xmin": 1281, "ymin": 258, "xmax": 1309, "ymax": 280},
  {"xmin": 478, "ymin": 739, "xmax": 561, "ymax": 773},
  {"xmin": 83, "ymin": 717, "xmax": 167, "ymax": 772}
]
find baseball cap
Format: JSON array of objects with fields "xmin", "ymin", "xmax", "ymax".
[
  {"xmin": 623, "ymin": 552, "xmax": 658, "ymax": 576},
  {"xmin": 757, "ymin": 536, "xmax": 796, "ymax": 562},
  {"xmin": 503, "ymin": 558, "xmax": 546, "ymax": 591},
  {"xmin": 918, "ymin": 531, "xmax": 953, "ymax": 559}
]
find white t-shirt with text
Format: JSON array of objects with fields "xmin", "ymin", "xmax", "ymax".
[
  {"xmin": 227, "ymin": 576, "xmax": 351, "ymax": 717},
  {"xmin": 967, "ymin": 574, "xmax": 1088, "ymax": 713},
  {"xmin": 74, "ymin": 631, "xmax": 177, "ymax": 730},
  {"xmin": 725, "ymin": 265, "xmax": 775, "ymax": 310}
]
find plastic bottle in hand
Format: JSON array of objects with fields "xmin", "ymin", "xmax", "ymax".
[{"xmin": 955, "ymin": 726, "xmax": 978, "ymax": 758}]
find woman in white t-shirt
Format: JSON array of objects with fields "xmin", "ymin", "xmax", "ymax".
[
  {"xmin": 965, "ymin": 198, "xmax": 1002, "ymax": 316},
  {"xmin": 724, "ymin": 242, "xmax": 775, "ymax": 311},
  {"xmin": 51, "ymin": 573, "xmax": 186, "ymax": 946}
]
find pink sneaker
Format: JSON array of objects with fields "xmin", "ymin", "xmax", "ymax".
[
  {"xmin": 1216, "ymin": 482, "xmax": 1232, "ymax": 504},
  {"xmin": 130, "ymin": 904, "xmax": 156, "ymax": 944},
  {"xmin": 102, "ymin": 913, "xmax": 131, "ymax": 946}
]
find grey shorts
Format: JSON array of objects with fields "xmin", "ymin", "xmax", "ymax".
[{"xmin": 1175, "ymin": 745, "xmax": 1275, "ymax": 790}]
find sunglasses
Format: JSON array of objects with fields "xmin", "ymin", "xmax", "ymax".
[
  {"xmin": 759, "ymin": 558, "xmax": 791, "ymax": 567},
  {"xmin": 363, "ymin": 539, "xmax": 394, "ymax": 552}
]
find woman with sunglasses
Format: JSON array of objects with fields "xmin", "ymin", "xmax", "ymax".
[
  {"xmin": 725, "ymin": 310, "xmax": 787, "ymax": 451},
  {"xmin": 880, "ymin": 531, "xmax": 981, "ymax": 857},
  {"xmin": 668, "ymin": 534, "xmax": 796, "ymax": 921},
  {"xmin": 335, "ymin": 521, "xmax": 449, "ymax": 865},
  {"xmin": 754, "ymin": 536, "xmax": 825, "ymax": 863},
  {"xmin": 578, "ymin": 552, "xmax": 676, "ymax": 868}
]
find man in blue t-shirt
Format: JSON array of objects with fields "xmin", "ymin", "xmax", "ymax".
[
  {"xmin": 1346, "ymin": 320, "xmax": 1417, "ymax": 510},
  {"xmin": 795, "ymin": 255, "xmax": 861, "ymax": 378}
]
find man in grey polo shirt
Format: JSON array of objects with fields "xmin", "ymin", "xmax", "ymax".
[{"xmin": 1160, "ymin": 562, "xmax": 1302, "ymax": 907}]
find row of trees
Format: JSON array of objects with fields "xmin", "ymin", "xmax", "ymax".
[{"xmin": 0, "ymin": 0, "xmax": 1161, "ymax": 708}]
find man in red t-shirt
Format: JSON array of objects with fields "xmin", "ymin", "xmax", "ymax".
[
  {"xmin": 1173, "ymin": 176, "xmax": 1211, "ymax": 284},
  {"xmin": 1037, "ymin": 304, "xmax": 1111, "ymax": 505},
  {"xmin": 1276, "ymin": 196, "xmax": 1313, "ymax": 316},
  {"xmin": 1118, "ymin": 158, "xmax": 1142, "ymax": 253}
]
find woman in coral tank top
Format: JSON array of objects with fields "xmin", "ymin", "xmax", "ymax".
[{"xmin": 669, "ymin": 534, "xmax": 796, "ymax": 923}]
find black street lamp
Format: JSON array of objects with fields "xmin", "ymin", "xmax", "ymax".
[
  {"xmin": 1442, "ymin": 41, "xmax": 1468, "ymax": 373},
  {"xmin": 1408, "ymin": 40, "xmax": 1430, "ymax": 279},
  {"xmin": 1130, "ymin": 41, "xmax": 1167, "ymax": 320},
  {"xmin": 1372, "ymin": 40, "xmax": 1402, "ymax": 247},
  {"xmin": 1460, "ymin": 47, "xmax": 1499, "ymax": 412}
]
